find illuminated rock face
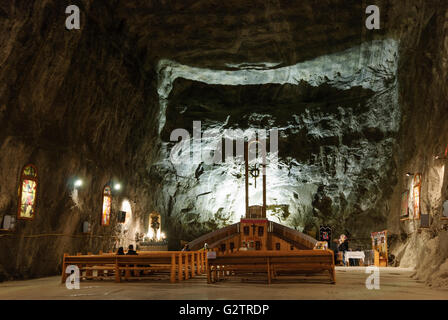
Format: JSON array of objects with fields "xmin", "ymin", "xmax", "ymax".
[{"xmin": 152, "ymin": 39, "xmax": 400, "ymax": 240}]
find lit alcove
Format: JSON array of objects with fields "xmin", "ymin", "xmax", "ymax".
[
  {"xmin": 120, "ymin": 199, "xmax": 133, "ymax": 230},
  {"xmin": 17, "ymin": 164, "xmax": 38, "ymax": 220}
]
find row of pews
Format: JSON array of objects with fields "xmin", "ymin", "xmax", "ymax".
[
  {"xmin": 207, "ymin": 250, "xmax": 336, "ymax": 284},
  {"xmin": 61, "ymin": 251, "xmax": 207, "ymax": 284},
  {"xmin": 61, "ymin": 249, "xmax": 336, "ymax": 285}
]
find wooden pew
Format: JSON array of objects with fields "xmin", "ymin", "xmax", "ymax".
[
  {"xmin": 62, "ymin": 254, "xmax": 117, "ymax": 283},
  {"xmin": 207, "ymin": 250, "xmax": 335, "ymax": 284},
  {"xmin": 61, "ymin": 251, "xmax": 207, "ymax": 284}
]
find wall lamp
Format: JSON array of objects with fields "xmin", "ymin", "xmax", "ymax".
[
  {"xmin": 405, "ymin": 172, "xmax": 414, "ymax": 177},
  {"xmin": 74, "ymin": 179, "xmax": 83, "ymax": 188},
  {"xmin": 114, "ymin": 183, "xmax": 121, "ymax": 191}
]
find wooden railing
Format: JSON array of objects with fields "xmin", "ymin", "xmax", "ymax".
[
  {"xmin": 188, "ymin": 222, "xmax": 317, "ymax": 251},
  {"xmin": 61, "ymin": 251, "xmax": 208, "ymax": 284},
  {"xmin": 271, "ymin": 222, "xmax": 317, "ymax": 249},
  {"xmin": 188, "ymin": 223, "xmax": 239, "ymax": 250}
]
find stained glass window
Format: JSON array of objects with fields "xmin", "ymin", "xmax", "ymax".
[
  {"xmin": 413, "ymin": 174, "xmax": 422, "ymax": 219},
  {"xmin": 101, "ymin": 186, "xmax": 112, "ymax": 226},
  {"xmin": 18, "ymin": 164, "xmax": 38, "ymax": 220}
]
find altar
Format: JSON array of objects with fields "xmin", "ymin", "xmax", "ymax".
[
  {"xmin": 139, "ymin": 211, "xmax": 168, "ymax": 251},
  {"xmin": 344, "ymin": 251, "xmax": 365, "ymax": 266}
]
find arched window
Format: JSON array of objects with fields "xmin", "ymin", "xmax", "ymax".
[
  {"xmin": 101, "ymin": 186, "xmax": 112, "ymax": 226},
  {"xmin": 17, "ymin": 164, "xmax": 38, "ymax": 220}
]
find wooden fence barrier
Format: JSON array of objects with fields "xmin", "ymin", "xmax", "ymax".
[{"xmin": 61, "ymin": 250, "xmax": 208, "ymax": 284}]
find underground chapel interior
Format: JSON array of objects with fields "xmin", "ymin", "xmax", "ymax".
[{"xmin": 0, "ymin": 1, "xmax": 448, "ymax": 301}]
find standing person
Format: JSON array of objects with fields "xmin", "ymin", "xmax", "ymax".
[
  {"xmin": 338, "ymin": 235, "xmax": 349, "ymax": 266},
  {"xmin": 330, "ymin": 239, "xmax": 339, "ymax": 264}
]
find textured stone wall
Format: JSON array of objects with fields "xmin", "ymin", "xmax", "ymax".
[
  {"xmin": 0, "ymin": 0, "xmax": 447, "ymax": 287},
  {"xmin": 0, "ymin": 1, "xmax": 159, "ymax": 280},
  {"xmin": 387, "ymin": 4, "xmax": 448, "ymax": 287}
]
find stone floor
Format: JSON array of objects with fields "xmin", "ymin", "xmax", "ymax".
[{"xmin": 0, "ymin": 267, "xmax": 447, "ymax": 300}]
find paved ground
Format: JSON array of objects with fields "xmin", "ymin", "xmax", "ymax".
[{"xmin": 0, "ymin": 267, "xmax": 447, "ymax": 300}]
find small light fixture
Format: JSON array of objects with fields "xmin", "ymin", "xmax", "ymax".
[
  {"xmin": 406, "ymin": 172, "xmax": 414, "ymax": 177},
  {"xmin": 74, "ymin": 179, "xmax": 83, "ymax": 187},
  {"xmin": 114, "ymin": 183, "xmax": 121, "ymax": 191}
]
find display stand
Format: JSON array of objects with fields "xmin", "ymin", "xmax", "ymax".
[{"xmin": 371, "ymin": 230, "xmax": 388, "ymax": 267}]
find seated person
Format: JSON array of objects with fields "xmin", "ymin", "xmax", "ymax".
[
  {"xmin": 126, "ymin": 244, "xmax": 138, "ymax": 255},
  {"xmin": 117, "ymin": 247, "xmax": 125, "ymax": 255},
  {"xmin": 181, "ymin": 244, "xmax": 191, "ymax": 251},
  {"xmin": 126, "ymin": 244, "xmax": 139, "ymax": 276}
]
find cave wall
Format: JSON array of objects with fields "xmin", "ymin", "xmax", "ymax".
[
  {"xmin": 387, "ymin": 5, "xmax": 448, "ymax": 287},
  {"xmin": 0, "ymin": 1, "xmax": 159, "ymax": 280},
  {"xmin": 0, "ymin": 0, "xmax": 447, "ymax": 286}
]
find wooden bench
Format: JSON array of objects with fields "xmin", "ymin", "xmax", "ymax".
[
  {"xmin": 207, "ymin": 250, "xmax": 335, "ymax": 284},
  {"xmin": 61, "ymin": 251, "xmax": 207, "ymax": 284}
]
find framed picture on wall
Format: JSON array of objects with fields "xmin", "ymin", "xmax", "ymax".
[{"xmin": 319, "ymin": 225, "xmax": 332, "ymax": 243}]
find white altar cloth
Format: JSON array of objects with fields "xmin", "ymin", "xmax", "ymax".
[{"xmin": 344, "ymin": 251, "xmax": 365, "ymax": 263}]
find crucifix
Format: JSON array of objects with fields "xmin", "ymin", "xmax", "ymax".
[
  {"xmin": 251, "ymin": 223, "xmax": 257, "ymax": 235},
  {"xmin": 244, "ymin": 138, "xmax": 267, "ymax": 218},
  {"xmin": 249, "ymin": 164, "xmax": 260, "ymax": 188}
]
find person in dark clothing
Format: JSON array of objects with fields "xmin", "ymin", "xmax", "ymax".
[
  {"xmin": 330, "ymin": 239, "xmax": 339, "ymax": 264},
  {"xmin": 126, "ymin": 244, "xmax": 139, "ymax": 276},
  {"xmin": 126, "ymin": 244, "xmax": 138, "ymax": 255},
  {"xmin": 182, "ymin": 244, "xmax": 191, "ymax": 251},
  {"xmin": 338, "ymin": 235, "xmax": 349, "ymax": 266},
  {"xmin": 116, "ymin": 247, "xmax": 125, "ymax": 276}
]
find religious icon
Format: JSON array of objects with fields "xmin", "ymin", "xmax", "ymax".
[
  {"xmin": 319, "ymin": 226, "xmax": 332, "ymax": 243},
  {"xmin": 148, "ymin": 212, "xmax": 162, "ymax": 240},
  {"xmin": 249, "ymin": 164, "xmax": 260, "ymax": 188},
  {"xmin": 371, "ymin": 230, "xmax": 388, "ymax": 266},
  {"xmin": 151, "ymin": 216, "xmax": 160, "ymax": 238},
  {"xmin": 17, "ymin": 164, "xmax": 38, "ymax": 220},
  {"xmin": 101, "ymin": 186, "xmax": 112, "ymax": 226},
  {"xmin": 313, "ymin": 241, "xmax": 328, "ymax": 250}
]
